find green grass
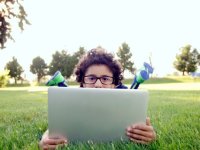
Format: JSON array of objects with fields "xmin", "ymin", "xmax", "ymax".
[
  {"xmin": 148, "ymin": 90, "xmax": 200, "ymax": 149},
  {"xmin": 0, "ymin": 90, "xmax": 48, "ymax": 150},
  {"xmin": 0, "ymin": 87, "xmax": 200, "ymax": 149}
]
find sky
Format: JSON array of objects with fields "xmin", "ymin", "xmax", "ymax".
[{"xmin": 1, "ymin": 0, "xmax": 200, "ymax": 80}]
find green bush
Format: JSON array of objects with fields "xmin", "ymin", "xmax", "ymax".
[{"xmin": 0, "ymin": 70, "xmax": 10, "ymax": 87}]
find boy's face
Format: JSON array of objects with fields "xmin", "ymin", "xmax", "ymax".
[{"xmin": 82, "ymin": 64, "xmax": 115, "ymax": 88}]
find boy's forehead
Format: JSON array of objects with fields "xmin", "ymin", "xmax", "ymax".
[{"xmin": 85, "ymin": 64, "xmax": 113, "ymax": 76}]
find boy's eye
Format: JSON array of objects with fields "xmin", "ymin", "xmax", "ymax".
[
  {"xmin": 88, "ymin": 76, "xmax": 96, "ymax": 81},
  {"xmin": 102, "ymin": 77, "xmax": 109, "ymax": 81}
]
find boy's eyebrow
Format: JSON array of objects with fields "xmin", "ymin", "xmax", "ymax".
[
  {"xmin": 84, "ymin": 74, "xmax": 96, "ymax": 76},
  {"xmin": 84, "ymin": 74, "xmax": 113, "ymax": 77}
]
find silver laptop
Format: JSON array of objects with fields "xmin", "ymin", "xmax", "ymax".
[{"xmin": 48, "ymin": 87, "xmax": 148, "ymax": 142}]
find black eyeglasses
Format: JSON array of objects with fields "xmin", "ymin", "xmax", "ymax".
[{"xmin": 83, "ymin": 75, "xmax": 114, "ymax": 85}]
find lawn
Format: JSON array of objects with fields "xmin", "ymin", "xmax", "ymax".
[{"xmin": 0, "ymin": 83, "xmax": 200, "ymax": 149}]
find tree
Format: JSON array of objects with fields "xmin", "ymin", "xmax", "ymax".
[
  {"xmin": 173, "ymin": 45, "xmax": 200, "ymax": 75},
  {"xmin": 5, "ymin": 57, "xmax": 24, "ymax": 84},
  {"xmin": 30, "ymin": 56, "xmax": 48, "ymax": 83},
  {"xmin": 48, "ymin": 50, "xmax": 75, "ymax": 79},
  {"xmin": 187, "ymin": 49, "xmax": 200, "ymax": 73},
  {"xmin": 72, "ymin": 47, "xmax": 86, "ymax": 65},
  {"xmin": 116, "ymin": 42, "xmax": 134, "ymax": 73},
  {"xmin": 0, "ymin": 70, "xmax": 10, "ymax": 87},
  {"xmin": 191, "ymin": 49, "xmax": 200, "ymax": 66},
  {"xmin": 0, "ymin": 0, "xmax": 30, "ymax": 49}
]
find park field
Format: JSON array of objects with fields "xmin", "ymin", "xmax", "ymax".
[{"xmin": 0, "ymin": 78, "xmax": 200, "ymax": 149}]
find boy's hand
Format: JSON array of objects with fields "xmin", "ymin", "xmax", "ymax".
[
  {"xmin": 39, "ymin": 130, "xmax": 67, "ymax": 150},
  {"xmin": 126, "ymin": 117, "xmax": 156, "ymax": 144}
]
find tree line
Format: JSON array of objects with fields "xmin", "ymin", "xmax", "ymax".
[
  {"xmin": 1, "ymin": 43, "xmax": 200, "ymax": 87},
  {"xmin": 2, "ymin": 43, "xmax": 134, "ymax": 85},
  {"xmin": 173, "ymin": 44, "xmax": 200, "ymax": 75}
]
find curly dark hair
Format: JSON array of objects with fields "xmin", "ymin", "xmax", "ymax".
[{"xmin": 74, "ymin": 48, "xmax": 124, "ymax": 87}]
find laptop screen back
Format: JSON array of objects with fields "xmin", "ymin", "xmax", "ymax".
[{"xmin": 48, "ymin": 87, "xmax": 148, "ymax": 142}]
